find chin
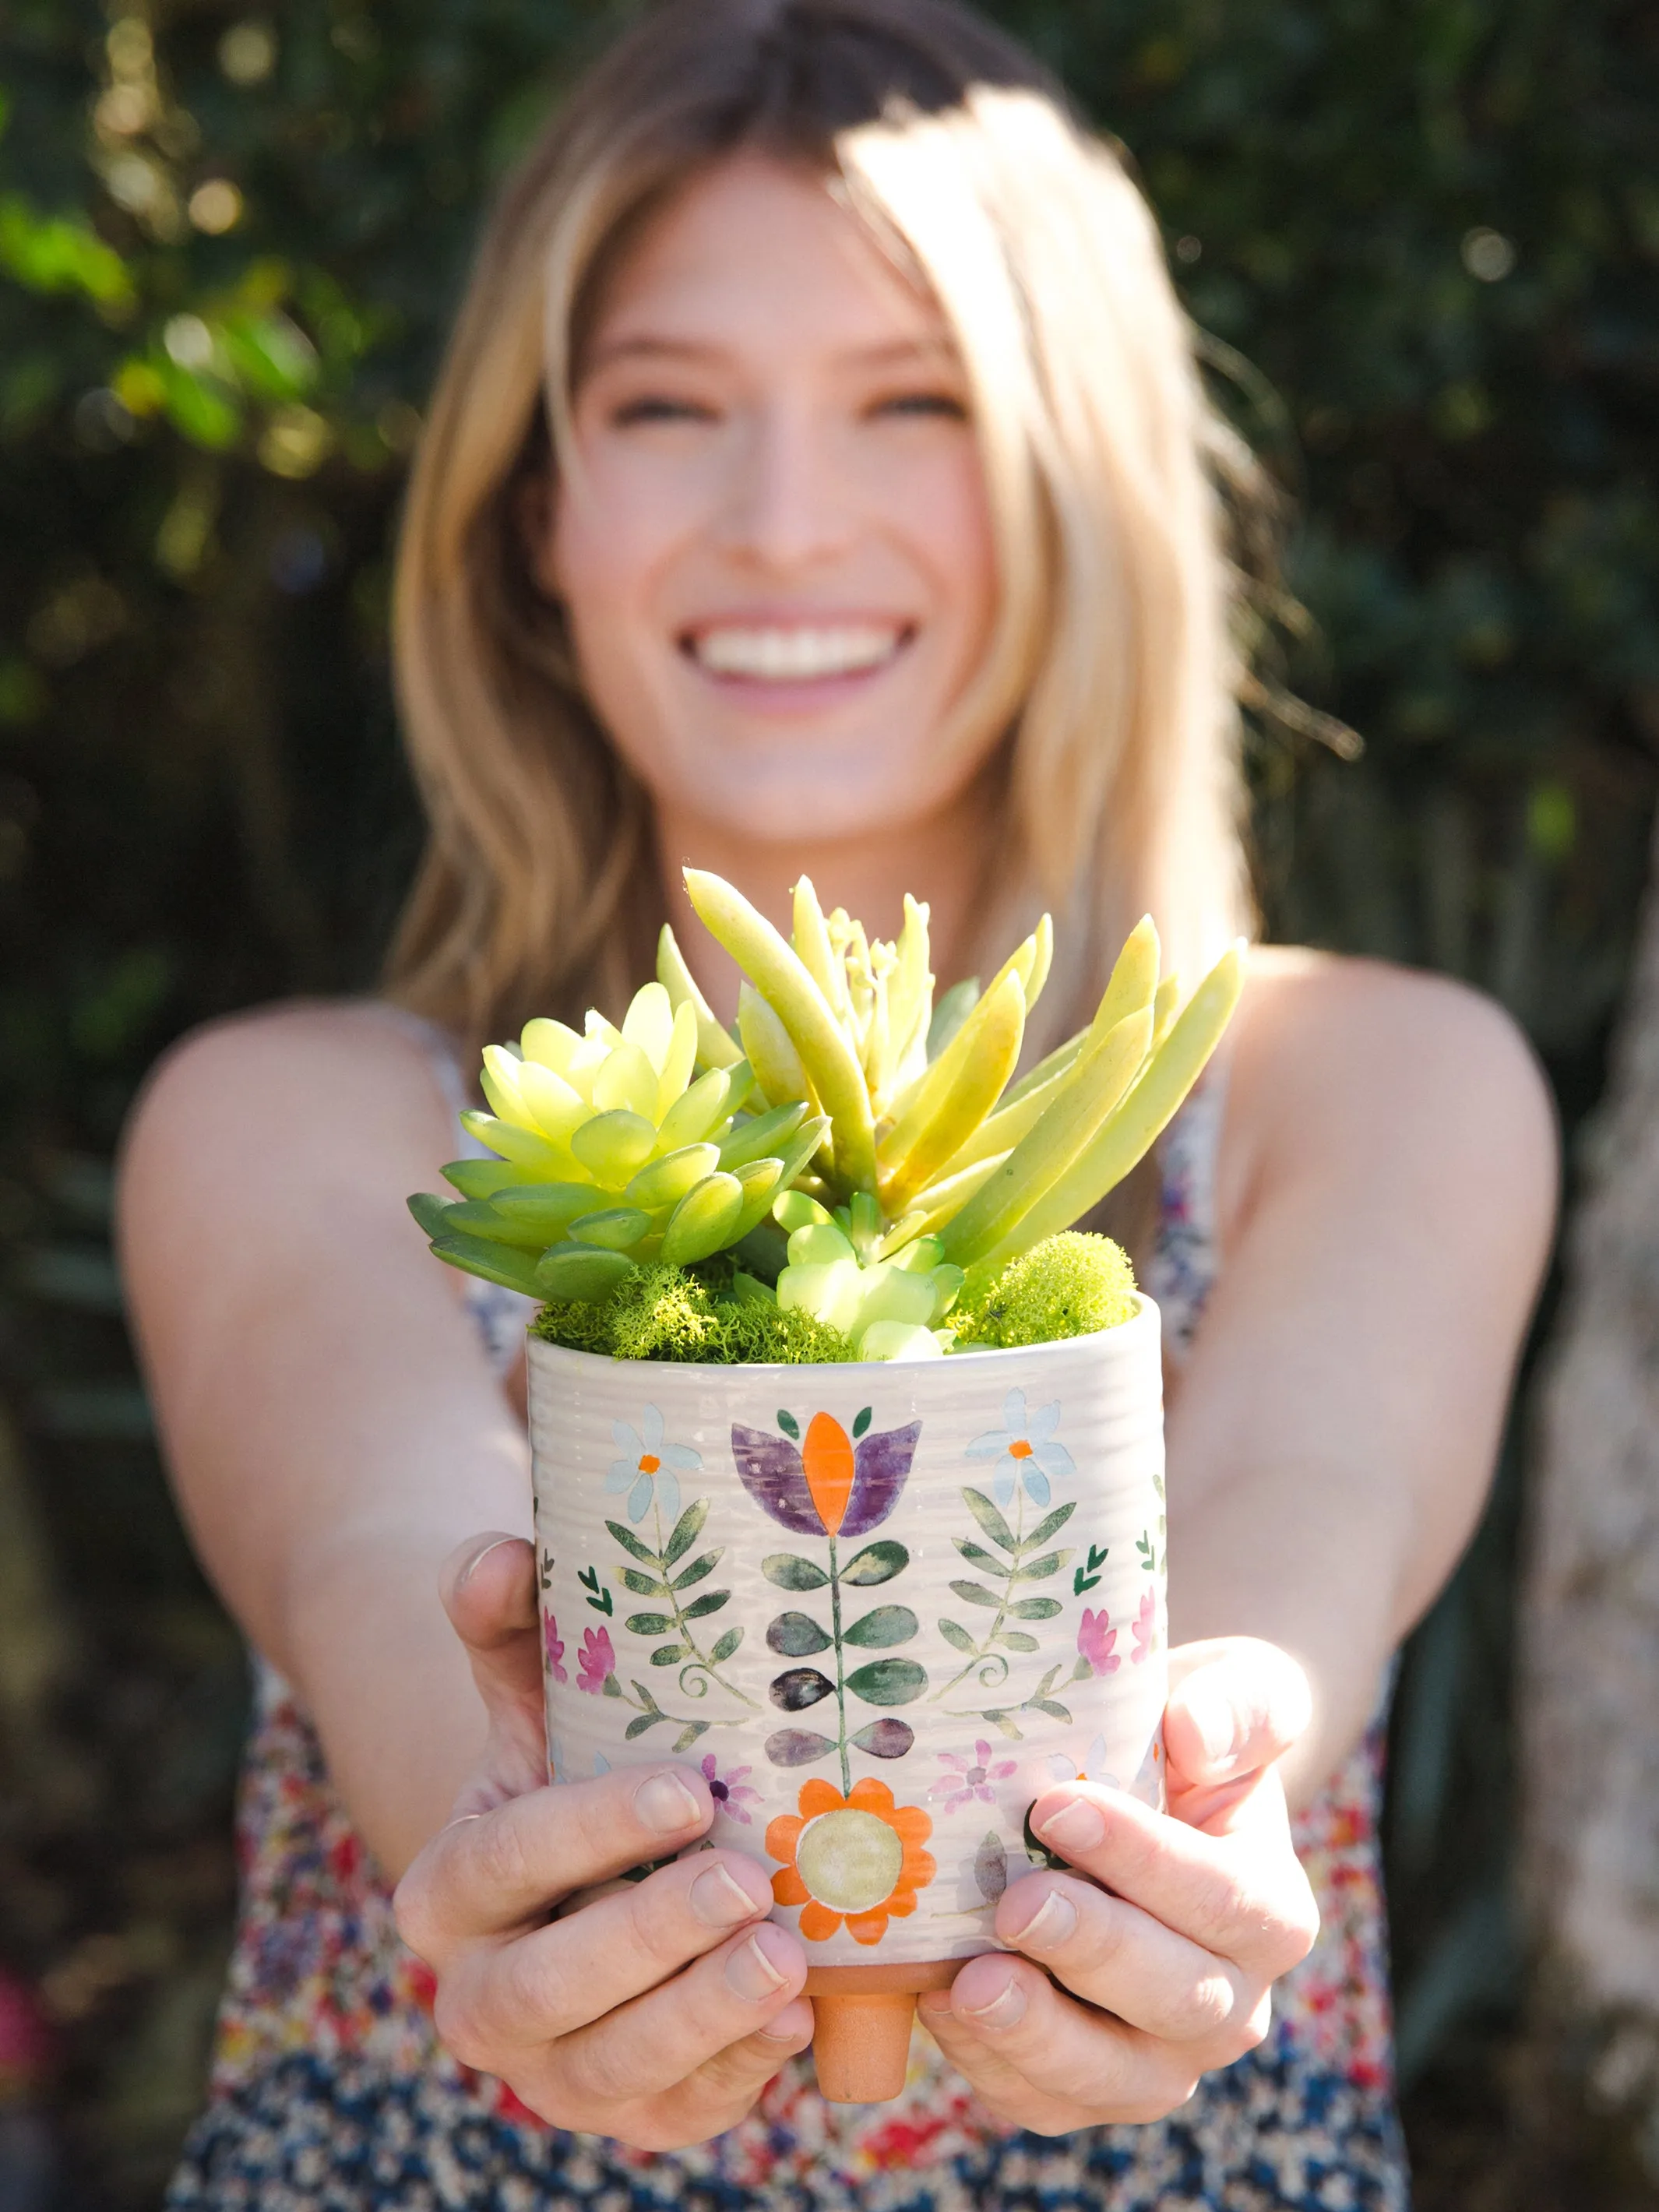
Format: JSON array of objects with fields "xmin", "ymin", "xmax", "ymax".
[{"xmin": 671, "ymin": 735, "xmax": 977, "ymax": 848}]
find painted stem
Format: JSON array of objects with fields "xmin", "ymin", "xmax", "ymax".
[
  {"xmin": 828, "ymin": 1533, "xmax": 851, "ymax": 1797},
  {"xmin": 650, "ymin": 1497, "xmax": 757, "ymax": 1710},
  {"xmin": 933, "ymin": 1490, "xmax": 1027, "ymax": 1700}
]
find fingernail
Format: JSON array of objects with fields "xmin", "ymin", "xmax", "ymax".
[
  {"xmin": 1037, "ymin": 1798, "xmax": 1104, "ymax": 1853},
  {"xmin": 1007, "ymin": 1888, "xmax": 1076, "ymax": 1952},
  {"xmin": 456, "ymin": 1535, "xmax": 518, "ymax": 1590},
  {"xmin": 726, "ymin": 1927, "xmax": 790, "ymax": 2003},
  {"xmin": 961, "ymin": 1974, "xmax": 1026, "ymax": 2031},
  {"xmin": 691, "ymin": 1863, "xmax": 763, "ymax": 1928},
  {"xmin": 633, "ymin": 1770, "xmax": 701, "ymax": 1834},
  {"xmin": 1184, "ymin": 1680, "xmax": 1238, "ymax": 1767}
]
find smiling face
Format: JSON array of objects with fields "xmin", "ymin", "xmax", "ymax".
[{"xmin": 538, "ymin": 154, "xmax": 1002, "ymax": 847}]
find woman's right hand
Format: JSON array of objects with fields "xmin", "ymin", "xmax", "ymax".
[{"xmin": 393, "ymin": 1534, "xmax": 815, "ymax": 2148}]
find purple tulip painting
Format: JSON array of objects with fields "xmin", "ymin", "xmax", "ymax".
[{"xmin": 731, "ymin": 1407, "xmax": 925, "ymax": 1794}]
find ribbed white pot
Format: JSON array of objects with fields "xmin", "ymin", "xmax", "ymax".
[{"xmin": 527, "ymin": 1297, "xmax": 1167, "ymax": 1975}]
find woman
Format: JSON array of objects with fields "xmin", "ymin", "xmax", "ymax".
[{"xmin": 119, "ymin": 2, "xmax": 1555, "ymax": 2206}]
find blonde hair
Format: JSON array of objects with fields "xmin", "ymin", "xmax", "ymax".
[{"xmin": 386, "ymin": 0, "xmax": 1253, "ymax": 1062}]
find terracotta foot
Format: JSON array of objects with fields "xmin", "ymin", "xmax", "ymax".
[{"xmin": 805, "ymin": 1961, "xmax": 960, "ymax": 2104}]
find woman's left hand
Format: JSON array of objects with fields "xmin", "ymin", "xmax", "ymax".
[{"xmin": 918, "ymin": 1636, "xmax": 1318, "ymax": 2132}]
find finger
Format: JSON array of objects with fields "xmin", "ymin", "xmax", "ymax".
[
  {"xmin": 442, "ymin": 1533, "xmax": 543, "ymax": 1707},
  {"xmin": 921, "ymin": 1957, "xmax": 1196, "ymax": 2132},
  {"xmin": 558, "ymin": 1921, "xmax": 808, "ymax": 2105},
  {"xmin": 643, "ymin": 2001, "xmax": 817, "ymax": 2143},
  {"xmin": 995, "ymin": 1869, "xmax": 1252, "ymax": 2043},
  {"xmin": 1162, "ymin": 1638, "xmax": 1311, "ymax": 1826},
  {"xmin": 395, "ymin": 1763, "xmax": 711, "ymax": 1960},
  {"xmin": 1023, "ymin": 1781, "xmax": 1317, "ymax": 1983},
  {"xmin": 436, "ymin": 1848, "xmax": 775, "ymax": 2052}
]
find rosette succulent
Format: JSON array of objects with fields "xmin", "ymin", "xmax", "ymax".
[
  {"xmin": 412, "ymin": 867, "xmax": 1243, "ymax": 1362},
  {"xmin": 408, "ymin": 981, "xmax": 827, "ymax": 1303}
]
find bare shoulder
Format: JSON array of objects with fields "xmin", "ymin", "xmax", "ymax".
[
  {"xmin": 123, "ymin": 999, "xmax": 453, "ymax": 1182},
  {"xmin": 1222, "ymin": 946, "xmax": 1559, "ymax": 1238},
  {"xmin": 118, "ymin": 999, "xmax": 464, "ymax": 1284}
]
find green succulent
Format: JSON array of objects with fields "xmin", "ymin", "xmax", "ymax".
[
  {"xmin": 408, "ymin": 981, "xmax": 827, "ymax": 1302},
  {"xmin": 411, "ymin": 868, "xmax": 1242, "ymax": 1360},
  {"xmin": 657, "ymin": 869, "xmax": 1242, "ymax": 1354}
]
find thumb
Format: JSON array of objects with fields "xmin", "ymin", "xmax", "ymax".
[
  {"xmin": 1162, "ymin": 1636, "xmax": 1312, "ymax": 1833},
  {"xmin": 439, "ymin": 1533, "xmax": 547, "ymax": 1812}
]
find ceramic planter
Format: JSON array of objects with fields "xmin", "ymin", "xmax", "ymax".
[{"xmin": 527, "ymin": 1296, "xmax": 1168, "ymax": 2101}]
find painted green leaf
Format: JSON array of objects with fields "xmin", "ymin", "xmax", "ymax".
[
  {"xmin": 851, "ymin": 1405, "xmax": 872, "ymax": 1439},
  {"xmin": 974, "ymin": 1832, "xmax": 1008, "ymax": 1902},
  {"xmin": 777, "ymin": 1409, "xmax": 801, "ymax": 1440},
  {"xmin": 841, "ymin": 1540, "xmax": 908, "ymax": 1586},
  {"xmin": 770, "ymin": 1666, "xmax": 835, "ymax": 1710},
  {"xmin": 766, "ymin": 1728, "xmax": 836, "ymax": 1766},
  {"xmin": 767, "ymin": 1611, "xmax": 832, "ymax": 1657},
  {"xmin": 847, "ymin": 1657, "xmax": 927, "ymax": 1707},
  {"xmin": 1071, "ymin": 1653, "xmax": 1093, "ymax": 1682},
  {"xmin": 962, "ymin": 1489, "xmax": 1017, "ymax": 1555},
  {"xmin": 939, "ymin": 1617, "xmax": 977, "ymax": 1654},
  {"xmin": 650, "ymin": 1643, "xmax": 689, "ymax": 1665},
  {"xmin": 671, "ymin": 1550, "xmax": 720, "ymax": 1590},
  {"xmin": 625, "ymin": 1611, "xmax": 674, "ymax": 1636},
  {"xmin": 844, "ymin": 1604, "xmax": 918, "ymax": 1648},
  {"xmin": 997, "ymin": 1629, "xmax": 1040, "ymax": 1652},
  {"xmin": 851, "ymin": 1718, "xmax": 914, "ymax": 1758},
  {"xmin": 619, "ymin": 1567, "xmax": 667, "ymax": 1597},
  {"xmin": 605, "ymin": 1520, "xmax": 657, "ymax": 1565},
  {"xmin": 1027, "ymin": 1502, "xmax": 1077, "ymax": 1549},
  {"xmin": 1030, "ymin": 1699, "xmax": 1073, "ymax": 1722},
  {"xmin": 1010, "ymin": 1596, "xmax": 1062, "ymax": 1620},
  {"xmin": 710, "ymin": 1627, "xmax": 744, "ymax": 1664},
  {"xmin": 683, "ymin": 1589, "xmax": 730, "ymax": 1620},
  {"xmin": 664, "ymin": 1499, "xmax": 709, "ymax": 1566},
  {"xmin": 949, "ymin": 1579, "xmax": 1000, "ymax": 1608},
  {"xmin": 953, "ymin": 1540, "xmax": 1006, "ymax": 1575},
  {"xmin": 1015, "ymin": 1552, "xmax": 1069, "ymax": 1582},
  {"xmin": 601, "ymin": 1674, "xmax": 623, "ymax": 1696},
  {"xmin": 625, "ymin": 1710, "xmax": 667, "ymax": 1739},
  {"xmin": 764, "ymin": 1552, "xmax": 828, "ymax": 1591},
  {"xmin": 673, "ymin": 1721, "xmax": 710, "ymax": 1751}
]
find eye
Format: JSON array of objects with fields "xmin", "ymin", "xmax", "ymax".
[
  {"xmin": 608, "ymin": 395, "xmax": 717, "ymax": 427},
  {"xmin": 869, "ymin": 390, "xmax": 970, "ymax": 423}
]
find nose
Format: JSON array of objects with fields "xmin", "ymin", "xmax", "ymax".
[{"xmin": 713, "ymin": 402, "xmax": 854, "ymax": 575}]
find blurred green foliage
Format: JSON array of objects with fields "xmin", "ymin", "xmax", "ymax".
[{"xmin": 0, "ymin": 1, "xmax": 1654, "ymax": 2203}]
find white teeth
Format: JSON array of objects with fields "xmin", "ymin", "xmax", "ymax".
[{"xmin": 692, "ymin": 624, "xmax": 903, "ymax": 681}]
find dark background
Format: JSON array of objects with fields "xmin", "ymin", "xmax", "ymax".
[{"xmin": 1, "ymin": 1, "xmax": 1656, "ymax": 2203}]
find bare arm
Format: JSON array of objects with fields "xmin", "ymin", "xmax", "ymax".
[
  {"xmin": 1165, "ymin": 953, "xmax": 1558, "ymax": 1807},
  {"xmin": 118, "ymin": 1002, "xmax": 532, "ymax": 1876}
]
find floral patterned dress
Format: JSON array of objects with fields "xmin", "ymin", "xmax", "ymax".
[{"xmin": 166, "ymin": 1046, "xmax": 1409, "ymax": 2212}]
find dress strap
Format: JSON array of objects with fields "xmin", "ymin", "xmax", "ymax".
[{"xmin": 1143, "ymin": 1067, "xmax": 1229, "ymax": 1361}]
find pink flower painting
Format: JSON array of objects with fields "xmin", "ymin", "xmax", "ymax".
[
  {"xmin": 576, "ymin": 1625, "xmax": 615, "ymax": 1694},
  {"xmin": 1077, "ymin": 1606, "xmax": 1120, "ymax": 1677},
  {"xmin": 1131, "ymin": 1587, "xmax": 1157, "ymax": 1664},
  {"xmin": 699, "ymin": 1753, "xmax": 763, "ymax": 1825},
  {"xmin": 931, "ymin": 1741, "xmax": 1018, "ymax": 1813},
  {"xmin": 542, "ymin": 1611, "xmax": 567, "ymax": 1685}
]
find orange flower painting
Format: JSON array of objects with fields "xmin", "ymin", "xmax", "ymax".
[{"xmin": 766, "ymin": 1777, "xmax": 935, "ymax": 1945}]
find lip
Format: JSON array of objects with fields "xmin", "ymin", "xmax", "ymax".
[{"xmin": 677, "ymin": 613, "xmax": 918, "ymax": 704}]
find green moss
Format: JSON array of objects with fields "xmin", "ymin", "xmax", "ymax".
[
  {"xmin": 531, "ymin": 1262, "xmax": 856, "ymax": 1365},
  {"xmin": 953, "ymin": 1231, "xmax": 1138, "ymax": 1350}
]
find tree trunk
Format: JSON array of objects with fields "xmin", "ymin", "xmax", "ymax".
[{"xmin": 1523, "ymin": 809, "xmax": 1659, "ymax": 2203}]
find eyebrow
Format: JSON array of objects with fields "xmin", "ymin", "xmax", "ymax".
[{"xmin": 584, "ymin": 333, "xmax": 960, "ymax": 372}]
